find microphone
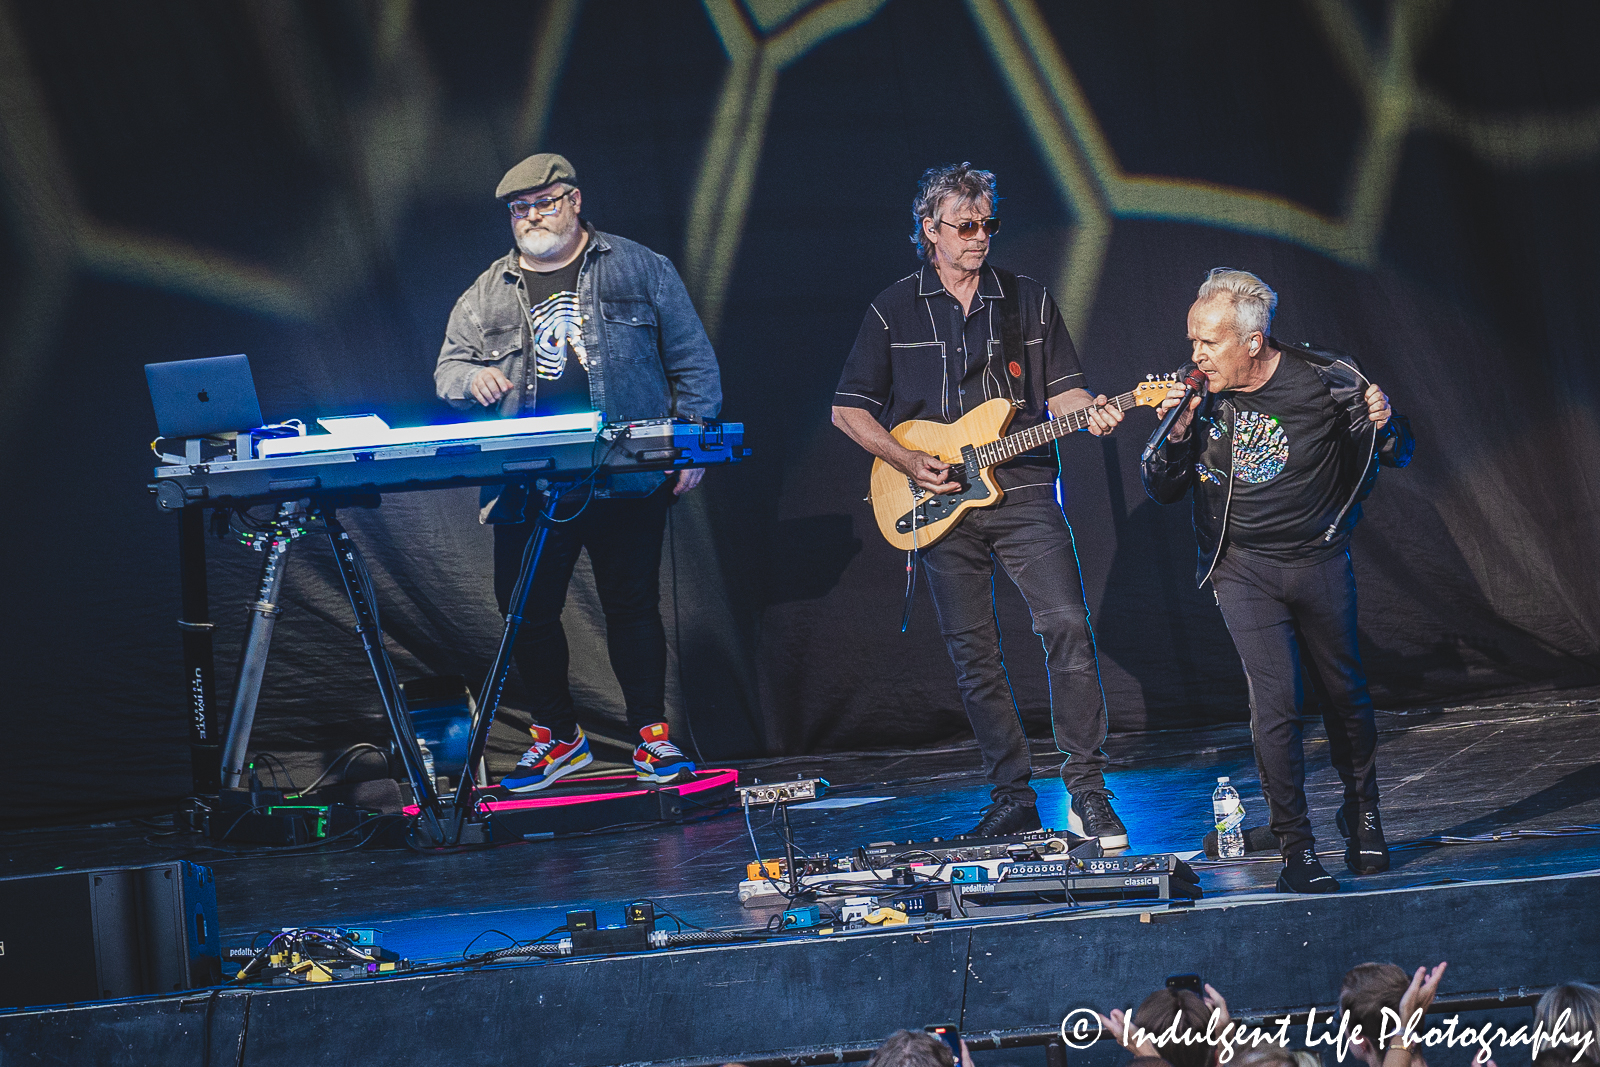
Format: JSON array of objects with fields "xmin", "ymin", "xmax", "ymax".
[{"xmin": 1141, "ymin": 363, "xmax": 1209, "ymax": 463}]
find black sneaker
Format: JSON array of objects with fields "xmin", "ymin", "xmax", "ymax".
[
  {"xmin": 1277, "ymin": 848, "xmax": 1340, "ymax": 893},
  {"xmin": 1068, "ymin": 790, "xmax": 1129, "ymax": 849},
  {"xmin": 1337, "ymin": 805, "xmax": 1390, "ymax": 874},
  {"xmin": 967, "ymin": 798, "xmax": 1042, "ymax": 837}
]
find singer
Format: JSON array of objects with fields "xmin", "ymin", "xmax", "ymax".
[{"xmin": 1141, "ymin": 269, "xmax": 1415, "ymax": 894}]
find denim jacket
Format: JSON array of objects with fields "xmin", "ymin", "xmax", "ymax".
[{"xmin": 436, "ymin": 225, "xmax": 722, "ymax": 511}]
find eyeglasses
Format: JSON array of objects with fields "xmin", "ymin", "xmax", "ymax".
[
  {"xmin": 507, "ymin": 189, "xmax": 575, "ymax": 219},
  {"xmin": 935, "ymin": 216, "xmax": 1001, "ymax": 238}
]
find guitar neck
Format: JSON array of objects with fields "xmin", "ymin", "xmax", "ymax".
[{"xmin": 971, "ymin": 390, "xmax": 1141, "ymax": 469}]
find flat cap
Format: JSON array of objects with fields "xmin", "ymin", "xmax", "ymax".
[{"xmin": 496, "ymin": 153, "xmax": 577, "ymax": 200}]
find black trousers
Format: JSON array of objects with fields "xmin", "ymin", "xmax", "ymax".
[
  {"xmin": 920, "ymin": 493, "xmax": 1109, "ymax": 806},
  {"xmin": 1210, "ymin": 548, "xmax": 1380, "ymax": 856},
  {"xmin": 492, "ymin": 483, "xmax": 673, "ymax": 741}
]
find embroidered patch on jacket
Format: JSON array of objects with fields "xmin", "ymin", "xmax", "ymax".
[
  {"xmin": 1232, "ymin": 411, "xmax": 1288, "ymax": 483},
  {"xmin": 528, "ymin": 291, "xmax": 588, "ymax": 379},
  {"xmin": 1195, "ymin": 464, "xmax": 1223, "ymax": 485}
]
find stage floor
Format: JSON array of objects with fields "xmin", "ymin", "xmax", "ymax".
[{"xmin": 5, "ymin": 693, "xmax": 1599, "ymax": 968}]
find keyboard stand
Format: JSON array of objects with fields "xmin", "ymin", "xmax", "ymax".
[
  {"xmin": 446, "ymin": 479, "xmax": 577, "ymax": 845},
  {"xmin": 207, "ymin": 499, "xmax": 445, "ymax": 845},
  {"xmin": 322, "ymin": 506, "xmax": 445, "ymax": 845},
  {"xmin": 217, "ymin": 502, "xmax": 308, "ymax": 790}
]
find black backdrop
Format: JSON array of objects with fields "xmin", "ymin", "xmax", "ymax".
[{"xmin": 3, "ymin": 0, "xmax": 1598, "ymax": 826}]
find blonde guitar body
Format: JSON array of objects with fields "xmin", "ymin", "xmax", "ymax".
[
  {"xmin": 867, "ymin": 380, "xmax": 1172, "ymax": 550},
  {"xmin": 870, "ymin": 398, "xmax": 1016, "ymax": 551}
]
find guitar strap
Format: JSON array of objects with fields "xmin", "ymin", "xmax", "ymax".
[{"xmin": 991, "ymin": 266, "xmax": 1025, "ymax": 407}]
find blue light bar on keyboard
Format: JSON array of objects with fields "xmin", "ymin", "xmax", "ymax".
[{"xmin": 256, "ymin": 411, "xmax": 604, "ymax": 458}]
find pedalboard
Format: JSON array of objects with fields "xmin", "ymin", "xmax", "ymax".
[
  {"xmin": 950, "ymin": 853, "xmax": 1201, "ymax": 916},
  {"xmin": 855, "ymin": 827, "xmax": 1099, "ymax": 869},
  {"xmin": 228, "ymin": 928, "xmax": 406, "ymax": 985},
  {"xmin": 737, "ymin": 827, "xmax": 1201, "ymax": 911}
]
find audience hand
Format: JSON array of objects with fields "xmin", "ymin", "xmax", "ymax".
[
  {"xmin": 1399, "ymin": 961, "xmax": 1447, "ymax": 1028},
  {"xmin": 1205, "ymin": 983, "xmax": 1233, "ymax": 1033},
  {"xmin": 1099, "ymin": 1009, "xmax": 1162, "ymax": 1059}
]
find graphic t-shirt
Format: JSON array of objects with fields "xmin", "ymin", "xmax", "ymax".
[
  {"xmin": 1210, "ymin": 352, "xmax": 1353, "ymax": 565},
  {"xmin": 519, "ymin": 255, "xmax": 590, "ymax": 416}
]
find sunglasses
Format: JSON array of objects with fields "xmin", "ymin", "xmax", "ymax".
[
  {"xmin": 507, "ymin": 188, "xmax": 575, "ymax": 219},
  {"xmin": 935, "ymin": 216, "xmax": 1001, "ymax": 238}
]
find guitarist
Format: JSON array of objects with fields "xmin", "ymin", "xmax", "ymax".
[{"xmin": 831, "ymin": 162, "xmax": 1131, "ymax": 845}]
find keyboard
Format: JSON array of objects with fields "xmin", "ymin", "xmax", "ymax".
[{"xmin": 150, "ymin": 412, "xmax": 748, "ymax": 510}]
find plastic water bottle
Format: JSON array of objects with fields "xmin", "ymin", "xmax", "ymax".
[{"xmin": 1212, "ymin": 777, "xmax": 1245, "ymax": 858}]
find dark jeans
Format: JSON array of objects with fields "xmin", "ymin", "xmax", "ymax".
[
  {"xmin": 492, "ymin": 484, "xmax": 673, "ymax": 741},
  {"xmin": 920, "ymin": 493, "xmax": 1109, "ymax": 805},
  {"xmin": 1211, "ymin": 548, "xmax": 1380, "ymax": 856}
]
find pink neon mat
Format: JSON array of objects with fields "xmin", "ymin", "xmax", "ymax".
[{"xmin": 405, "ymin": 768, "xmax": 738, "ymax": 815}]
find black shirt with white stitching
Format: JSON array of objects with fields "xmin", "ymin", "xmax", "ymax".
[{"xmin": 835, "ymin": 262, "xmax": 1088, "ymax": 497}]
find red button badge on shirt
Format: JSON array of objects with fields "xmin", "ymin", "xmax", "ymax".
[{"xmin": 1008, "ymin": 361, "xmax": 1022, "ymax": 378}]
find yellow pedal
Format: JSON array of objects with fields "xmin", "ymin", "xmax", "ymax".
[{"xmin": 746, "ymin": 859, "xmax": 784, "ymax": 880}]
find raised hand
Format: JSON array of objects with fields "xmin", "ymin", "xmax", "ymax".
[
  {"xmin": 1398, "ymin": 961, "xmax": 1447, "ymax": 1029},
  {"xmin": 1098, "ymin": 1009, "xmax": 1161, "ymax": 1059}
]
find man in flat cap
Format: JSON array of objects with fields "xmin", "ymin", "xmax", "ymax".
[{"xmin": 436, "ymin": 153, "xmax": 722, "ymax": 792}]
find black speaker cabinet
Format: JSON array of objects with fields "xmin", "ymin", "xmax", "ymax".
[{"xmin": 0, "ymin": 861, "xmax": 221, "ymax": 1010}]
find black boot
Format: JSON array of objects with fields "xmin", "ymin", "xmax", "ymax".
[
  {"xmin": 1277, "ymin": 848, "xmax": 1340, "ymax": 894},
  {"xmin": 967, "ymin": 798, "xmax": 1042, "ymax": 837},
  {"xmin": 1337, "ymin": 805, "xmax": 1391, "ymax": 874}
]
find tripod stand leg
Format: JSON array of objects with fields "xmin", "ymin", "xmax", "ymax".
[
  {"xmin": 449, "ymin": 483, "xmax": 566, "ymax": 832},
  {"xmin": 178, "ymin": 507, "xmax": 220, "ymax": 796},
  {"xmin": 321, "ymin": 509, "xmax": 444, "ymax": 845},
  {"xmin": 219, "ymin": 504, "xmax": 302, "ymax": 789}
]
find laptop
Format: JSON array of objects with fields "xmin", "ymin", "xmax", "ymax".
[{"xmin": 145, "ymin": 353, "xmax": 265, "ymax": 438}]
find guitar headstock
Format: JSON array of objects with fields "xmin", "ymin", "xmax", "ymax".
[{"xmin": 1132, "ymin": 374, "xmax": 1183, "ymax": 408}]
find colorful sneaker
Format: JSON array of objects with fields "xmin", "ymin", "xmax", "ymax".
[
  {"xmin": 500, "ymin": 725, "xmax": 592, "ymax": 793},
  {"xmin": 633, "ymin": 722, "xmax": 695, "ymax": 783}
]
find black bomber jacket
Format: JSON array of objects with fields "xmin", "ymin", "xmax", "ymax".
[{"xmin": 1139, "ymin": 340, "xmax": 1415, "ymax": 587}]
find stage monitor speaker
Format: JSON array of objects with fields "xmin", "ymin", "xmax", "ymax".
[{"xmin": 0, "ymin": 861, "xmax": 221, "ymax": 1010}]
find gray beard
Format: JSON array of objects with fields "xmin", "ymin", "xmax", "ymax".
[{"xmin": 516, "ymin": 223, "xmax": 577, "ymax": 262}]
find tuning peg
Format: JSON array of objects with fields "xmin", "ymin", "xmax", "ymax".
[{"xmin": 1146, "ymin": 373, "xmax": 1154, "ymax": 380}]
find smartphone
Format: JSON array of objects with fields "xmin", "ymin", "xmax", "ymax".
[
  {"xmin": 1166, "ymin": 973, "xmax": 1204, "ymax": 994},
  {"xmin": 925, "ymin": 1024, "xmax": 962, "ymax": 1058}
]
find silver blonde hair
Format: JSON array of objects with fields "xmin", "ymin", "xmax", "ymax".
[
  {"xmin": 1536, "ymin": 983, "xmax": 1600, "ymax": 1063},
  {"xmin": 910, "ymin": 162, "xmax": 998, "ymax": 261},
  {"xmin": 1196, "ymin": 267, "xmax": 1278, "ymax": 342}
]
